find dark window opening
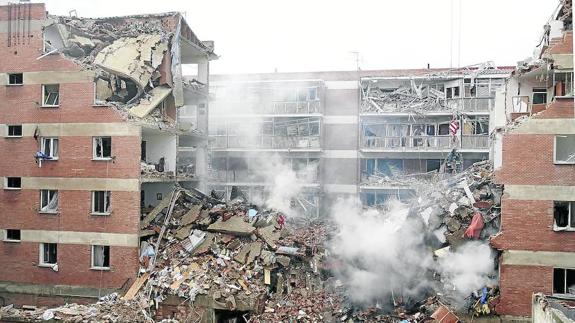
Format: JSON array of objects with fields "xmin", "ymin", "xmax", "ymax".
[
  {"xmin": 8, "ymin": 73, "xmax": 23, "ymax": 85},
  {"xmin": 94, "ymin": 137, "xmax": 112, "ymax": 158},
  {"xmin": 8, "ymin": 125, "xmax": 22, "ymax": 137},
  {"xmin": 141, "ymin": 141, "xmax": 147, "ymax": 161},
  {"xmin": 92, "ymin": 191, "xmax": 111, "ymax": 214},
  {"xmin": 533, "ymin": 88, "xmax": 547, "ymax": 105},
  {"xmin": 7, "ymin": 177, "xmax": 21, "ymax": 188},
  {"xmin": 92, "ymin": 245, "xmax": 110, "ymax": 268},
  {"xmin": 41, "ymin": 243, "xmax": 57, "ymax": 265},
  {"xmin": 554, "ymin": 201, "xmax": 574, "ymax": 229},
  {"xmin": 6, "ymin": 229, "xmax": 21, "ymax": 241},
  {"xmin": 214, "ymin": 309, "xmax": 250, "ymax": 323},
  {"xmin": 426, "ymin": 159, "xmax": 441, "ymax": 172},
  {"xmin": 553, "ymin": 268, "xmax": 575, "ymax": 295},
  {"xmin": 42, "ymin": 84, "xmax": 59, "ymax": 106},
  {"xmin": 438, "ymin": 124, "xmax": 450, "ymax": 135}
]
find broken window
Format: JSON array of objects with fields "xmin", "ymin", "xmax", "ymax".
[
  {"xmin": 532, "ymin": 88, "xmax": 547, "ymax": 105},
  {"xmin": 94, "ymin": 79, "xmax": 113, "ymax": 105},
  {"xmin": 554, "ymin": 201, "xmax": 575, "ymax": 231},
  {"xmin": 7, "ymin": 125, "xmax": 22, "ymax": 137},
  {"xmin": 92, "ymin": 245, "xmax": 110, "ymax": 269},
  {"xmin": 555, "ymin": 135, "xmax": 575, "ymax": 164},
  {"xmin": 362, "ymin": 159, "xmax": 403, "ymax": 177},
  {"xmin": 40, "ymin": 190, "xmax": 58, "ymax": 213},
  {"xmin": 446, "ymin": 86, "xmax": 460, "ymax": 99},
  {"xmin": 554, "ymin": 72, "xmax": 574, "ymax": 97},
  {"xmin": 426, "ymin": 159, "xmax": 441, "ymax": 172},
  {"xmin": 5, "ymin": 229, "xmax": 21, "ymax": 242},
  {"xmin": 41, "ymin": 137, "xmax": 59, "ymax": 159},
  {"xmin": 92, "ymin": 191, "xmax": 111, "ymax": 214},
  {"xmin": 42, "ymin": 84, "xmax": 59, "ymax": 107},
  {"xmin": 8, "ymin": 73, "xmax": 23, "ymax": 85},
  {"xmin": 463, "ymin": 79, "xmax": 475, "ymax": 98},
  {"xmin": 553, "ymin": 268, "xmax": 575, "ymax": 295},
  {"xmin": 40, "ymin": 243, "xmax": 57, "ymax": 265},
  {"xmin": 93, "ymin": 137, "xmax": 112, "ymax": 159},
  {"xmin": 6, "ymin": 177, "xmax": 21, "ymax": 189},
  {"xmin": 463, "ymin": 117, "xmax": 489, "ymax": 135}
]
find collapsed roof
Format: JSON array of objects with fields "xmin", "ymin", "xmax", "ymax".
[{"xmin": 42, "ymin": 12, "xmax": 216, "ymax": 128}]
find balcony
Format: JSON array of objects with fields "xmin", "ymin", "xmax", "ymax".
[
  {"xmin": 268, "ymin": 100, "xmax": 321, "ymax": 115},
  {"xmin": 445, "ymin": 97, "xmax": 494, "ymax": 113},
  {"xmin": 211, "ymin": 135, "xmax": 321, "ymax": 150},
  {"xmin": 362, "ymin": 135, "xmax": 488, "ymax": 151},
  {"xmin": 209, "ymin": 168, "xmax": 319, "ymax": 184},
  {"xmin": 362, "ymin": 135, "xmax": 452, "ymax": 150}
]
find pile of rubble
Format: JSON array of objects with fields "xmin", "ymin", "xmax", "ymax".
[
  {"xmin": 1, "ymin": 161, "xmax": 503, "ymax": 322},
  {"xmin": 361, "ymin": 80, "xmax": 447, "ymax": 114}
]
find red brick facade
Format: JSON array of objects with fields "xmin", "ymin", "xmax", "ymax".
[
  {"xmin": 0, "ymin": 3, "xmax": 141, "ymax": 302},
  {"xmin": 492, "ymin": 30, "xmax": 575, "ymax": 316}
]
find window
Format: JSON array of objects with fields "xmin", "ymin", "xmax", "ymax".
[
  {"xmin": 40, "ymin": 190, "xmax": 58, "ymax": 213},
  {"xmin": 42, "ymin": 84, "xmax": 59, "ymax": 107},
  {"xmin": 7, "ymin": 125, "xmax": 22, "ymax": 137},
  {"xmin": 4, "ymin": 229, "xmax": 21, "ymax": 242},
  {"xmin": 426, "ymin": 159, "xmax": 441, "ymax": 172},
  {"xmin": 41, "ymin": 137, "xmax": 59, "ymax": 159},
  {"xmin": 5, "ymin": 177, "xmax": 21, "ymax": 189},
  {"xmin": 446, "ymin": 86, "xmax": 460, "ymax": 99},
  {"xmin": 93, "ymin": 137, "xmax": 112, "ymax": 159},
  {"xmin": 555, "ymin": 135, "xmax": 575, "ymax": 164},
  {"xmin": 92, "ymin": 191, "xmax": 111, "ymax": 214},
  {"xmin": 8, "ymin": 73, "xmax": 23, "ymax": 85},
  {"xmin": 308, "ymin": 87, "xmax": 318, "ymax": 100},
  {"xmin": 554, "ymin": 201, "xmax": 575, "ymax": 231},
  {"xmin": 553, "ymin": 268, "xmax": 575, "ymax": 295},
  {"xmin": 39, "ymin": 243, "xmax": 57, "ymax": 265},
  {"xmin": 92, "ymin": 245, "xmax": 110, "ymax": 269},
  {"xmin": 532, "ymin": 88, "xmax": 547, "ymax": 105}
]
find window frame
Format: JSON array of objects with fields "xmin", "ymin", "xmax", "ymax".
[
  {"xmin": 91, "ymin": 245, "xmax": 111, "ymax": 270},
  {"xmin": 532, "ymin": 88, "xmax": 548, "ymax": 105},
  {"xmin": 553, "ymin": 267, "xmax": 575, "ymax": 296},
  {"xmin": 39, "ymin": 189, "xmax": 59, "ymax": 214},
  {"xmin": 554, "ymin": 135, "xmax": 575, "ymax": 165},
  {"xmin": 92, "ymin": 137, "xmax": 112, "ymax": 160},
  {"xmin": 41, "ymin": 137, "xmax": 59, "ymax": 159},
  {"xmin": 4, "ymin": 229, "xmax": 21, "ymax": 242},
  {"xmin": 91, "ymin": 191, "xmax": 111, "ymax": 215},
  {"xmin": 41, "ymin": 84, "xmax": 60, "ymax": 107},
  {"xmin": 5, "ymin": 177, "xmax": 22, "ymax": 190},
  {"xmin": 7, "ymin": 73, "xmax": 23, "ymax": 86},
  {"xmin": 7, "ymin": 125, "xmax": 23, "ymax": 138},
  {"xmin": 553, "ymin": 201, "xmax": 575, "ymax": 231},
  {"xmin": 39, "ymin": 243, "xmax": 57, "ymax": 266}
]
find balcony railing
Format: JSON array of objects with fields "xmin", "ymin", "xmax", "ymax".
[
  {"xmin": 362, "ymin": 135, "xmax": 489, "ymax": 150},
  {"xmin": 446, "ymin": 97, "xmax": 494, "ymax": 112},
  {"xmin": 209, "ymin": 169, "xmax": 319, "ymax": 183},
  {"xmin": 461, "ymin": 135, "xmax": 489, "ymax": 149},
  {"xmin": 362, "ymin": 136, "xmax": 452, "ymax": 150},
  {"xmin": 211, "ymin": 135, "xmax": 321, "ymax": 150},
  {"xmin": 211, "ymin": 100, "xmax": 321, "ymax": 115}
]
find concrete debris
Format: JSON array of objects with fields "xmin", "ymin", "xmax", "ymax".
[{"xmin": 1, "ymin": 161, "xmax": 503, "ymax": 322}]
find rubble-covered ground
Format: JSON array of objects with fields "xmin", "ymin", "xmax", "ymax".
[{"xmin": 0, "ymin": 161, "xmax": 502, "ymax": 322}]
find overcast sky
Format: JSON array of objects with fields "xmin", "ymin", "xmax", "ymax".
[{"xmin": 25, "ymin": 0, "xmax": 561, "ymax": 74}]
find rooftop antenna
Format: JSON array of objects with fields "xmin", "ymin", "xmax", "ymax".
[{"xmin": 349, "ymin": 51, "xmax": 361, "ymax": 71}]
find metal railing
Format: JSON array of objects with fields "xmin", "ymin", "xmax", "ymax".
[
  {"xmin": 211, "ymin": 100, "xmax": 321, "ymax": 115},
  {"xmin": 362, "ymin": 135, "xmax": 452, "ymax": 150},
  {"xmin": 362, "ymin": 135, "xmax": 489, "ymax": 150},
  {"xmin": 211, "ymin": 135, "xmax": 321, "ymax": 149},
  {"xmin": 461, "ymin": 135, "xmax": 489, "ymax": 149},
  {"xmin": 446, "ymin": 97, "xmax": 494, "ymax": 112},
  {"xmin": 209, "ymin": 169, "xmax": 319, "ymax": 183}
]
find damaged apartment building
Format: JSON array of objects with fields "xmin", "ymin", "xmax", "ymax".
[
  {"xmin": 208, "ymin": 80, "xmax": 323, "ymax": 217},
  {"xmin": 0, "ymin": 2, "xmax": 215, "ymax": 305},
  {"xmin": 490, "ymin": 0, "xmax": 575, "ymax": 318},
  {"xmin": 209, "ymin": 66, "xmax": 512, "ymax": 211}
]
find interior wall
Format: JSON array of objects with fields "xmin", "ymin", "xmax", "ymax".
[
  {"xmin": 141, "ymin": 183, "xmax": 175, "ymax": 207},
  {"xmin": 144, "ymin": 134, "xmax": 177, "ymax": 172}
]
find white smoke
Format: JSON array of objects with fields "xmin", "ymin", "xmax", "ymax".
[{"xmin": 330, "ymin": 197, "xmax": 496, "ymax": 309}]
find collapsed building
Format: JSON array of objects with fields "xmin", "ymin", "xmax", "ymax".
[
  {"xmin": 490, "ymin": 0, "xmax": 575, "ymax": 318},
  {"xmin": 0, "ymin": 2, "xmax": 215, "ymax": 306},
  {"xmin": 0, "ymin": 160, "xmax": 505, "ymax": 322}
]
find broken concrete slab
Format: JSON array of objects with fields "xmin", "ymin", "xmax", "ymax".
[
  {"xmin": 140, "ymin": 196, "xmax": 172, "ymax": 229},
  {"xmin": 257, "ymin": 225, "xmax": 281, "ymax": 249},
  {"xmin": 234, "ymin": 242, "xmax": 262, "ymax": 265},
  {"xmin": 94, "ymin": 34, "xmax": 168, "ymax": 91},
  {"xmin": 179, "ymin": 204, "xmax": 202, "ymax": 226},
  {"xmin": 207, "ymin": 216, "xmax": 255, "ymax": 236},
  {"xmin": 129, "ymin": 85, "xmax": 172, "ymax": 118}
]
